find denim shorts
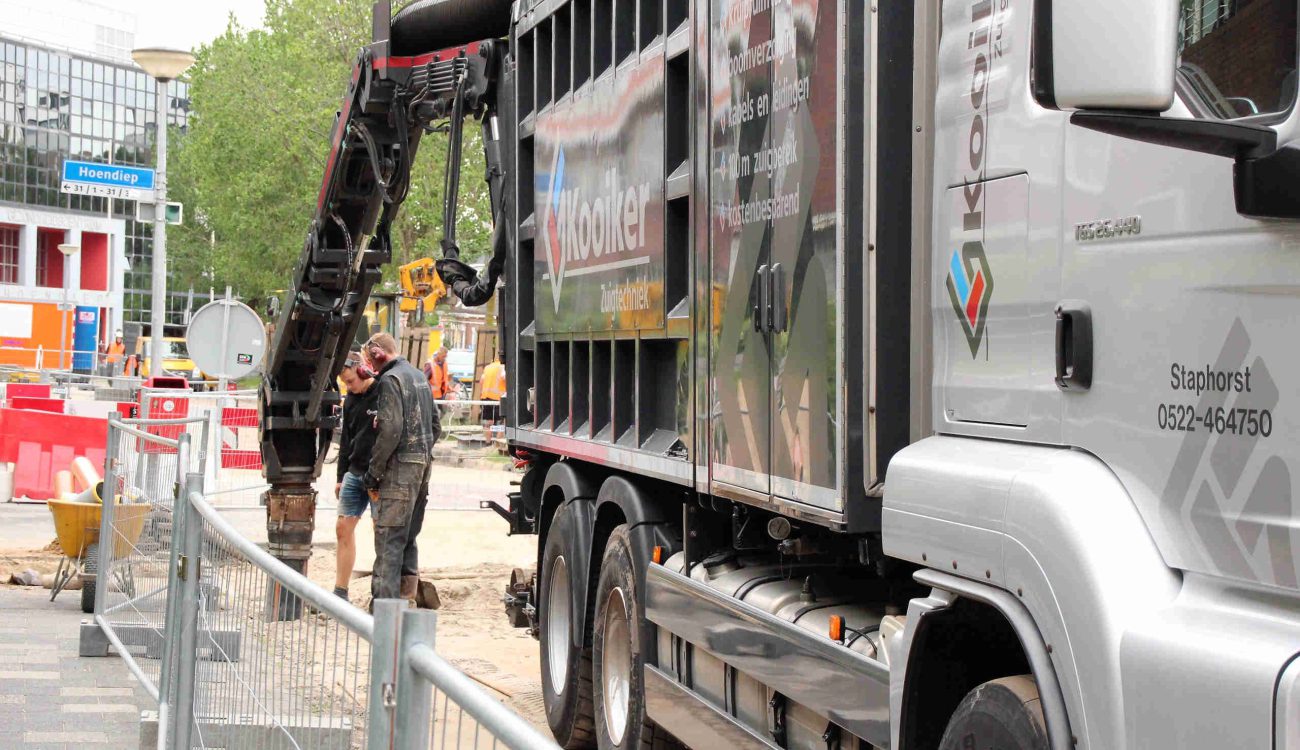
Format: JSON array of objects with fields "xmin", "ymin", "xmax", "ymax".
[{"xmin": 338, "ymin": 471, "xmax": 371, "ymax": 518}]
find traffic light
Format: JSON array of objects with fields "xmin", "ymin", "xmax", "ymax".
[{"xmin": 135, "ymin": 201, "xmax": 184, "ymax": 225}]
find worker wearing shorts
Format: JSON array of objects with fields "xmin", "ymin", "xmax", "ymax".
[{"xmin": 334, "ymin": 354, "xmax": 378, "ymax": 600}]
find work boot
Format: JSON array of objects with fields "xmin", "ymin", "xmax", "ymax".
[
  {"xmin": 399, "ymin": 574, "xmax": 419, "ymax": 602},
  {"xmin": 416, "ymin": 580, "xmax": 441, "ymax": 610}
]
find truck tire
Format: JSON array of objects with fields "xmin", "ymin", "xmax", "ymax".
[
  {"xmin": 938, "ymin": 675, "xmax": 1048, "ymax": 750},
  {"xmin": 593, "ymin": 525, "xmax": 678, "ymax": 750},
  {"xmin": 80, "ymin": 542, "xmax": 98, "ymax": 614},
  {"xmin": 539, "ymin": 507, "xmax": 596, "ymax": 748}
]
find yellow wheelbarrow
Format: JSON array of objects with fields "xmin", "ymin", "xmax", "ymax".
[{"xmin": 47, "ymin": 492, "xmax": 152, "ymax": 613}]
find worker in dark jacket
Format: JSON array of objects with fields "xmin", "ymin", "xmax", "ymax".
[
  {"xmin": 362, "ymin": 332, "xmax": 441, "ymax": 602},
  {"xmin": 333, "ymin": 353, "xmax": 378, "ymax": 600}
]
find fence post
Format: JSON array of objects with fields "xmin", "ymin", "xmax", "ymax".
[
  {"xmin": 394, "ymin": 609, "xmax": 438, "ymax": 749},
  {"xmin": 157, "ymin": 434, "xmax": 192, "ymax": 713},
  {"xmin": 93, "ymin": 415, "xmax": 122, "ymax": 616},
  {"xmin": 197, "ymin": 408, "xmax": 213, "ymax": 477},
  {"xmin": 368, "ymin": 599, "xmax": 404, "ymax": 750},
  {"xmin": 170, "ymin": 470, "xmax": 205, "ymax": 750}
]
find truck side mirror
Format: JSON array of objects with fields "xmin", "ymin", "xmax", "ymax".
[
  {"xmin": 1036, "ymin": 0, "xmax": 1179, "ymax": 111},
  {"xmin": 1045, "ymin": 0, "xmax": 1300, "ymax": 219}
]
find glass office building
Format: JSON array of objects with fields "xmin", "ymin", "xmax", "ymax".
[{"xmin": 0, "ymin": 34, "xmax": 199, "ymax": 368}]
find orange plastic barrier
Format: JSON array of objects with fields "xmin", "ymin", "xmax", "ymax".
[{"xmin": 0, "ymin": 408, "xmax": 107, "ymax": 500}]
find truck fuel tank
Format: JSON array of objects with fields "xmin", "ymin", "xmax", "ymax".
[{"xmin": 667, "ymin": 551, "xmax": 888, "ymax": 662}]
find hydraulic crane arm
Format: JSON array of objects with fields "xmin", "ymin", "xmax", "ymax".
[{"xmin": 257, "ymin": 0, "xmax": 508, "ymax": 597}]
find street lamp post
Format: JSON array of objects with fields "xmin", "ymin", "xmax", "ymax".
[
  {"xmin": 131, "ymin": 47, "xmax": 194, "ymax": 379},
  {"xmin": 56, "ymin": 243, "xmax": 80, "ymax": 371}
]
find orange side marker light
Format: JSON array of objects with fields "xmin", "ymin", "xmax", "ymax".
[{"xmin": 829, "ymin": 615, "xmax": 845, "ymax": 643}]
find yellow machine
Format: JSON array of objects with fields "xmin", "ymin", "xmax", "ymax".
[{"xmin": 397, "ymin": 258, "xmax": 448, "ymax": 318}]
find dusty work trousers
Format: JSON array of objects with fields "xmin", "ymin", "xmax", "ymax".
[
  {"xmin": 371, "ymin": 459, "xmax": 432, "ymax": 601},
  {"xmin": 402, "ymin": 468, "xmax": 431, "ymax": 578}
]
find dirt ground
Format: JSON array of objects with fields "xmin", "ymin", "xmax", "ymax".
[{"xmin": 302, "ymin": 510, "xmax": 548, "ymax": 726}]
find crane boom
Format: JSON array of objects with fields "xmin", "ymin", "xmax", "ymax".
[{"xmin": 257, "ymin": 0, "xmax": 507, "ymax": 610}]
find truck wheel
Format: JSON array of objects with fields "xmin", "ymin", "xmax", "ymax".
[
  {"xmin": 539, "ymin": 508, "xmax": 596, "ymax": 748},
  {"xmin": 593, "ymin": 525, "xmax": 677, "ymax": 750},
  {"xmin": 938, "ymin": 675, "xmax": 1048, "ymax": 750}
]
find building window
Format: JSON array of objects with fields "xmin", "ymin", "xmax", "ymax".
[
  {"xmin": 0, "ymin": 224, "xmax": 17, "ymax": 283},
  {"xmin": 1179, "ymin": 0, "xmax": 1298, "ymax": 119}
]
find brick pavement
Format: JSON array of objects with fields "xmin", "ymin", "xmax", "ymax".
[{"xmin": 0, "ymin": 586, "xmax": 151, "ymax": 750}]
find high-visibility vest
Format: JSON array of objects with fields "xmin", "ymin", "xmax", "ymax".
[
  {"xmin": 428, "ymin": 359, "xmax": 453, "ymax": 399},
  {"xmin": 480, "ymin": 362, "xmax": 506, "ymax": 401},
  {"xmin": 106, "ymin": 341, "xmax": 125, "ymax": 363}
]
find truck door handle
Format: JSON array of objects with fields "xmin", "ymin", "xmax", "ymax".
[
  {"xmin": 769, "ymin": 263, "xmax": 786, "ymax": 333},
  {"xmin": 754, "ymin": 265, "xmax": 770, "ymax": 332},
  {"xmin": 1054, "ymin": 301, "xmax": 1092, "ymax": 391}
]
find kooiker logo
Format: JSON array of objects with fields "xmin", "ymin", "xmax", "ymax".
[
  {"xmin": 946, "ymin": 243, "xmax": 993, "ymax": 357},
  {"xmin": 541, "ymin": 147, "xmax": 654, "ymax": 312}
]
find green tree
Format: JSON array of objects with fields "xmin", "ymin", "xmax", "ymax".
[{"xmin": 169, "ymin": 0, "xmax": 495, "ymax": 306}]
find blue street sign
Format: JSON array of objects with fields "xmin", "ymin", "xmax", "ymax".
[{"xmin": 61, "ymin": 160, "xmax": 156, "ymax": 190}]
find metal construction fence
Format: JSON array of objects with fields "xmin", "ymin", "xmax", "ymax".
[
  {"xmin": 0, "ymin": 365, "xmax": 145, "ymax": 401},
  {"xmin": 137, "ymin": 387, "xmax": 266, "ymax": 507},
  {"xmin": 83, "ymin": 411, "xmax": 559, "ymax": 749},
  {"xmin": 81, "ymin": 414, "xmax": 209, "ymax": 731}
]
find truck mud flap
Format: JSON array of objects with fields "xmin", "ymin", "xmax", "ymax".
[{"xmin": 644, "ymin": 564, "xmax": 891, "ymax": 747}]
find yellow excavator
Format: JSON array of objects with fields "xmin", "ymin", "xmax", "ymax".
[{"xmin": 397, "ymin": 257, "xmax": 448, "ymax": 320}]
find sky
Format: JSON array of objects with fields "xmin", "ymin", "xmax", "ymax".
[{"xmin": 126, "ymin": 0, "xmax": 267, "ymax": 51}]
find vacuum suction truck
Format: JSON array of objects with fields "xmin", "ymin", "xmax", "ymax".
[{"xmin": 260, "ymin": 0, "xmax": 1300, "ymax": 747}]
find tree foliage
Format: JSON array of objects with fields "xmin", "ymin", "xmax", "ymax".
[{"xmin": 169, "ymin": 0, "xmax": 494, "ymax": 305}]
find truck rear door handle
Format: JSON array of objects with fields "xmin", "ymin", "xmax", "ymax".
[
  {"xmin": 1055, "ymin": 301, "xmax": 1092, "ymax": 391},
  {"xmin": 769, "ymin": 263, "xmax": 787, "ymax": 333},
  {"xmin": 754, "ymin": 265, "xmax": 770, "ymax": 332}
]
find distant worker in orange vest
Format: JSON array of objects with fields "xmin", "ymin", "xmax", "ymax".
[
  {"xmin": 425, "ymin": 345, "xmax": 454, "ymax": 400},
  {"xmin": 105, "ymin": 330, "xmax": 125, "ymax": 373},
  {"xmin": 479, "ymin": 354, "xmax": 505, "ymax": 441}
]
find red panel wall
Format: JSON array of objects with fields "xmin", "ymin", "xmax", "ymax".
[
  {"xmin": 38, "ymin": 229, "xmax": 65, "ymax": 288},
  {"xmin": 80, "ymin": 232, "xmax": 108, "ymax": 291}
]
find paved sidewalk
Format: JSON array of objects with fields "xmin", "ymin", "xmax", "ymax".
[{"xmin": 0, "ymin": 586, "xmax": 151, "ymax": 749}]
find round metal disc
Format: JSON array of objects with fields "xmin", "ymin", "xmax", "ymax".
[{"xmin": 186, "ymin": 299, "xmax": 267, "ymax": 379}]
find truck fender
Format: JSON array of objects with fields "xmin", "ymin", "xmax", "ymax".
[
  {"xmin": 594, "ymin": 474, "xmax": 672, "ymax": 527},
  {"xmin": 542, "ymin": 461, "xmax": 600, "ymax": 514},
  {"xmin": 537, "ymin": 462, "xmax": 601, "ymax": 648},
  {"xmin": 547, "ymin": 493, "xmax": 596, "ymax": 649},
  {"xmin": 885, "ymin": 436, "xmax": 1184, "ymax": 748},
  {"xmin": 591, "ymin": 476, "xmax": 680, "ymax": 662},
  {"xmin": 892, "ymin": 571, "xmax": 1073, "ymax": 750}
]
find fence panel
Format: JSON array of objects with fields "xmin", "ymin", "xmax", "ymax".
[
  {"xmin": 87, "ymin": 415, "xmax": 206, "ymax": 703},
  {"xmin": 138, "ymin": 388, "xmax": 268, "ymax": 507},
  {"xmin": 83, "ymin": 410, "xmax": 558, "ymax": 749},
  {"xmin": 184, "ymin": 490, "xmax": 372, "ymax": 749},
  {"xmin": 396, "ymin": 619, "xmax": 560, "ymax": 750}
]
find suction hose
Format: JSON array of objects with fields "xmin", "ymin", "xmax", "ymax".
[{"xmin": 390, "ymin": 0, "xmax": 514, "ymax": 56}]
